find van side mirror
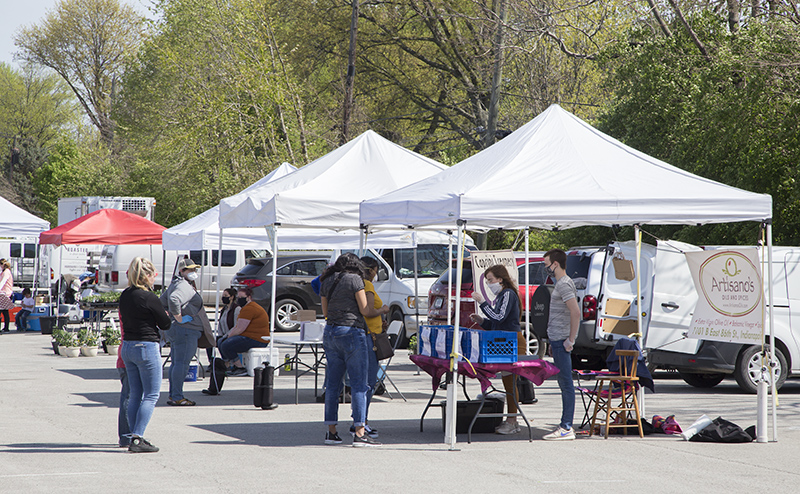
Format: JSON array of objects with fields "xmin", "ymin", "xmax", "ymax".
[{"xmin": 377, "ymin": 268, "xmax": 389, "ymax": 281}]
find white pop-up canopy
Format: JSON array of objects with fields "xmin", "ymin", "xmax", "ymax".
[
  {"xmin": 359, "ymin": 104, "xmax": 774, "ymax": 449},
  {"xmin": 0, "ymin": 195, "xmax": 50, "ymax": 237},
  {"xmin": 162, "ymin": 162, "xmax": 298, "ymax": 251},
  {"xmin": 359, "ymin": 104, "xmax": 772, "ymax": 230},
  {"xmin": 219, "ymin": 130, "xmax": 447, "ymax": 229}
]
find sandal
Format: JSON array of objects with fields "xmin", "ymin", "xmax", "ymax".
[{"xmin": 167, "ymin": 398, "xmax": 196, "ymax": 406}]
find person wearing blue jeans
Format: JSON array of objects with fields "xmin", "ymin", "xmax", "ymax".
[
  {"xmin": 122, "ymin": 341, "xmax": 162, "ymax": 442},
  {"xmin": 161, "ymin": 258, "xmax": 205, "ymax": 406},
  {"xmin": 319, "ymin": 253, "xmax": 385, "ymax": 447},
  {"xmin": 118, "ymin": 367, "xmax": 130, "ymax": 447},
  {"xmin": 542, "ymin": 249, "xmax": 581, "ymax": 441}
]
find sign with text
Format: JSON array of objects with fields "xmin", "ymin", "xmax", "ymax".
[
  {"xmin": 685, "ymin": 249, "xmax": 764, "ymax": 344},
  {"xmin": 471, "ymin": 250, "xmax": 518, "ymax": 312}
]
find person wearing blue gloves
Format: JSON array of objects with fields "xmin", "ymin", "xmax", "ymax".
[{"xmin": 161, "ymin": 258, "xmax": 204, "ymax": 406}]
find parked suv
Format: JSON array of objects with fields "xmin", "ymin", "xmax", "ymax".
[
  {"xmin": 427, "ymin": 253, "xmax": 548, "ymax": 357},
  {"xmin": 231, "ymin": 252, "xmax": 330, "ymax": 331}
]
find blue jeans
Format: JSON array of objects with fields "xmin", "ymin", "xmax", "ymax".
[
  {"xmin": 365, "ymin": 341, "xmax": 379, "ymax": 421},
  {"xmin": 118, "ymin": 367, "xmax": 131, "ymax": 446},
  {"xmin": 121, "ymin": 341, "xmax": 162, "ymax": 437},
  {"xmin": 550, "ymin": 339, "xmax": 575, "ymax": 430},
  {"xmin": 323, "ymin": 325, "xmax": 369, "ymax": 427},
  {"xmin": 167, "ymin": 325, "xmax": 201, "ymax": 401},
  {"xmin": 16, "ymin": 309, "xmax": 31, "ymax": 330},
  {"xmin": 219, "ymin": 335, "xmax": 267, "ymax": 361}
]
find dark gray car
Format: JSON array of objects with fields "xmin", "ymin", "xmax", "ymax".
[{"xmin": 231, "ymin": 253, "xmax": 330, "ymax": 331}]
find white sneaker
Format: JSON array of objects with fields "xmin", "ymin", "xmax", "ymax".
[
  {"xmin": 495, "ymin": 421, "xmax": 521, "ymax": 435},
  {"xmin": 542, "ymin": 427, "xmax": 576, "ymax": 441}
]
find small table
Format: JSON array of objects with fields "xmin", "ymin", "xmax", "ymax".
[
  {"xmin": 270, "ymin": 338, "xmax": 326, "ymax": 404},
  {"xmin": 411, "ymin": 354, "xmax": 560, "ymax": 443}
]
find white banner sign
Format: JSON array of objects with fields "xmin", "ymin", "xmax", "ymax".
[
  {"xmin": 685, "ymin": 249, "xmax": 764, "ymax": 344},
  {"xmin": 471, "ymin": 250, "xmax": 518, "ymax": 309}
]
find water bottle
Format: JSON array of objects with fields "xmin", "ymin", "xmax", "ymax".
[{"xmin": 284, "ymin": 354, "xmax": 292, "ymax": 372}]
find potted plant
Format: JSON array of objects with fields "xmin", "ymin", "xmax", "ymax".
[
  {"xmin": 51, "ymin": 328, "xmax": 64, "ymax": 355},
  {"xmin": 63, "ymin": 332, "xmax": 80, "ymax": 358},
  {"xmin": 408, "ymin": 334, "xmax": 418, "ymax": 355},
  {"xmin": 78, "ymin": 328, "xmax": 100, "ymax": 357},
  {"xmin": 103, "ymin": 327, "xmax": 121, "ymax": 355}
]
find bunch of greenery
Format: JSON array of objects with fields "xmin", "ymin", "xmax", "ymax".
[
  {"xmin": 77, "ymin": 328, "xmax": 100, "ymax": 347},
  {"xmin": 101, "ymin": 326, "xmax": 121, "ymax": 346},
  {"xmin": 54, "ymin": 329, "xmax": 78, "ymax": 347},
  {"xmin": 83, "ymin": 292, "xmax": 121, "ymax": 303},
  {"xmin": 408, "ymin": 334, "xmax": 418, "ymax": 354}
]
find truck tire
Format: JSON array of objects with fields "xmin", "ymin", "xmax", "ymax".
[
  {"xmin": 734, "ymin": 345, "xmax": 788, "ymax": 394},
  {"xmin": 678, "ymin": 371, "xmax": 726, "ymax": 388},
  {"xmin": 275, "ymin": 298, "xmax": 303, "ymax": 332}
]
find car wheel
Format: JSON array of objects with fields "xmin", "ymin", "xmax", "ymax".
[
  {"xmin": 275, "ymin": 298, "xmax": 303, "ymax": 332},
  {"xmin": 526, "ymin": 332, "xmax": 546, "ymax": 359},
  {"xmin": 678, "ymin": 371, "xmax": 726, "ymax": 388},
  {"xmin": 734, "ymin": 345, "xmax": 787, "ymax": 394},
  {"xmin": 388, "ymin": 308, "xmax": 407, "ymax": 348}
]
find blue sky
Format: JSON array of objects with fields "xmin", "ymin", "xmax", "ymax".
[{"xmin": 1, "ymin": 0, "xmax": 154, "ymax": 68}]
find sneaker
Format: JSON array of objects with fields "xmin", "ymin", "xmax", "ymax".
[
  {"xmin": 542, "ymin": 427, "xmax": 576, "ymax": 441},
  {"xmin": 495, "ymin": 421, "xmax": 521, "ymax": 435},
  {"xmin": 352, "ymin": 434, "xmax": 381, "ymax": 447},
  {"xmin": 128, "ymin": 436, "xmax": 159, "ymax": 453},
  {"xmin": 227, "ymin": 367, "xmax": 248, "ymax": 377},
  {"xmin": 349, "ymin": 425, "xmax": 379, "ymax": 438},
  {"xmin": 324, "ymin": 432, "xmax": 343, "ymax": 445}
]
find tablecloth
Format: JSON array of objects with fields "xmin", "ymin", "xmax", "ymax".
[{"xmin": 410, "ymin": 354, "xmax": 560, "ymax": 393}]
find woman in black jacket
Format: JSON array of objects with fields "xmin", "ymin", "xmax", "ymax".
[
  {"xmin": 470, "ymin": 264, "xmax": 524, "ymax": 435},
  {"xmin": 119, "ymin": 257, "xmax": 171, "ymax": 453}
]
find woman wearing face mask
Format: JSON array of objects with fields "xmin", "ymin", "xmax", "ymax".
[
  {"xmin": 469, "ymin": 264, "xmax": 524, "ymax": 435},
  {"xmin": 359, "ymin": 257, "xmax": 390, "ymax": 438},
  {"xmin": 217, "ymin": 286, "xmax": 270, "ymax": 376},
  {"xmin": 161, "ymin": 258, "xmax": 205, "ymax": 406},
  {"xmin": 205, "ymin": 287, "xmax": 240, "ymax": 370}
]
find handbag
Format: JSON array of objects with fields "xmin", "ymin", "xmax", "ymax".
[
  {"xmin": 197, "ymin": 309, "xmax": 216, "ymax": 349},
  {"xmin": 371, "ymin": 331, "xmax": 394, "ymax": 361}
]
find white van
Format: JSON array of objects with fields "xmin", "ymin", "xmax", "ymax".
[
  {"xmin": 97, "ymin": 245, "xmax": 181, "ymax": 292},
  {"xmin": 185, "ymin": 248, "xmax": 268, "ymax": 304},
  {"xmin": 564, "ymin": 240, "xmax": 800, "ymax": 393}
]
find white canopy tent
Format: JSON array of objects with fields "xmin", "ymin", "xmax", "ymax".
[
  {"xmin": 359, "ymin": 104, "xmax": 774, "ymax": 448},
  {"xmin": 216, "ymin": 130, "xmax": 450, "ymax": 362},
  {"xmin": 0, "ymin": 195, "xmax": 51, "ymax": 292},
  {"xmin": 0, "ymin": 195, "xmax": 50, "ymax": 237}
]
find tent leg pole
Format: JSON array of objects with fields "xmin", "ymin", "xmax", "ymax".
[
  {"xmin": 767, "ymin": 222, "xmax": 777, "ymax": 442},
  {"xmin": 269, "ymin": 226, "xmax": 279, "ymax": 356},
  {"xmin": 634, "ymin": 225, "xmax": 645, "ymax": 418},
  {"xmin": 214, "ymin": 228, "xmax": 224, "ymax": 360},
  {"xmin": 447, "ymin": 233, "xmax": 452, "ymax": 327},
  {"xmin": 524, "ymin": 228, "xmax": 530, "ymax": 356},
  {"xmin": 446, "ymin": 220, "xmax": 466, "ymax": 450},
  {"xmin": 413, "ymin": 236, "xmax": 420, "ymax": 339}
]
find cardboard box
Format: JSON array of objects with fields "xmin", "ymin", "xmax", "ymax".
[{"xmin": 300, "ymin": 321, "xmax": 324, "ymax": 341}]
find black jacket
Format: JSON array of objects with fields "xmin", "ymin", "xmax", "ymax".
[{"xmin": 119, "ymin": 286, "xmax": 171, "ymax": 342}]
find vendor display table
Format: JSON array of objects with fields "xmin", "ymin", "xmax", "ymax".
[
  {"xmin": 270, "ymin": 338, "xmax": 325, "ymax": 404},
  {"xmin": 410, "ymin": 354, "xmax": 560, "ymax": 443}
]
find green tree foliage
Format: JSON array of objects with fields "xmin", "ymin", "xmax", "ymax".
[
  {"xmin": 15, "ymin": 0, "xmax": 146, "ymax": 144},
  {"xmin": 595, "ymin": 13, "xmax": 800, "ymax": 246}
]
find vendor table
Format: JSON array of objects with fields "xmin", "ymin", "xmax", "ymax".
[
  {"xmin": 270, "ymin": 338, "xmax": 325, "ymax": 404},
  {"xmin": 411, "ymin": 354, "xmax": 560, "ymax": 443}
]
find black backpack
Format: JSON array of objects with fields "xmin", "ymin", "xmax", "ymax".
[
  {"xmin": 689, "ymin": 417, "xmax": 754, "ymax": 443},
  {"xmin": 204, "ymin": 357, "xmax": 227, "ymax": 395}
]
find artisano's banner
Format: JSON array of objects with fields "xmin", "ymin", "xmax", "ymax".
[
  {"xmin": 471, "ymin": 250, "xmax": 518, "ymax": 308},
  {"xmin": 685, "ymin": 249, "xmax": 764, "ymax": 344}
]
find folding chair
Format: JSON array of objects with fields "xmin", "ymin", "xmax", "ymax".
[
  {"xmin": 589, "ymin": 349, "xmax": 643, "ymax": 438},
  {"xmin": 575, "ymin": 369, "xmax": 614, "ymax": 429},
  {"xmin": 374, "ymin": 320, "xmax": 407, "ymax": 401}
]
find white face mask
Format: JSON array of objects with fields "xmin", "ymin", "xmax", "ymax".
[
  {"xmin": 488, "ymin": 282, "xmax": 503, "ymax": 295},
  {"xmin": 185, "ymin": 271, "xmax": 199, "ymax": 281}
]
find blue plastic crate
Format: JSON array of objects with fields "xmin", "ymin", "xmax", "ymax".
[
  {"xmin": 419, "ymin": 325, "xmax": 476, "ymax": 361},
  {"xmin": 478, "ymin": 330, "xmax": 518, "ymax": 363}
]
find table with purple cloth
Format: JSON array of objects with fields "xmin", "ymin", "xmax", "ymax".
[{"xmin": 410, "ymin": 354, "xmax": 560, "ymax": 442}]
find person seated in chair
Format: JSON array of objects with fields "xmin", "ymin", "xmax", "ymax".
[{"xmin": 217, "ymin": 287, "xmax": 269, "ymax": 376}]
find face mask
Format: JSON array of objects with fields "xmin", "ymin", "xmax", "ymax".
[
  {"xmin": 221, "ymin": 296, "xmax": 231, "ymax": 305},
  {"xmin": 372, "ymin": 272, "xmax": 378, "ymax": 282},
  {"xmin": 237, "ymin": 297, "xmax": 248, "ymax": 307},
  {"xmin": 488, "ymin": 282, "xmax": 503, "ymax": 295},
  {"xmin": 545, "ymin": 265, "xmax": 556, "ymax": 278},
  {"xmin": 185, "ymin": 271, "xmax": 199, "ymax": 281}
]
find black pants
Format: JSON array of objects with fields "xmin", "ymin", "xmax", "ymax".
[{"xmin": 0, "ymin": 310, "xmax": 9, "ymax": 331}]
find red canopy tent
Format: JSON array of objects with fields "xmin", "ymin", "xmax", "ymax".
[{"xmin": 39, "ymin": 209, "xmax": 165, "ymax": 246}]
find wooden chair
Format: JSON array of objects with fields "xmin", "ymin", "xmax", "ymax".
[{"xmin": 589, "ymin": 349, "xmax": 643, "ymax": 438}]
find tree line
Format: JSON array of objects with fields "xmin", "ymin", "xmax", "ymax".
[{"xmin": 3, "ymin": 0, "xmax": 798, "ymax": 247}]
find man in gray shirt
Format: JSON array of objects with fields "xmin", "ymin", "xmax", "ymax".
[{"xmin": 542, "ymin": 249, "xmax": 581, "ymax": 441}]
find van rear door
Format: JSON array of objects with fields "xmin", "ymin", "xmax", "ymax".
[
  {"xmin": 595, "ymin": 241, "xmax": 656, "ymax": 343},
  {"xmin": 643, "ymin": 240, "xmax": 702, "ymax": 354}
]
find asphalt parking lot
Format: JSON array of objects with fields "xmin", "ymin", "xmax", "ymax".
[{"xmin": 1, "ymin": 331, "xmax": 799, "ymax": 493}]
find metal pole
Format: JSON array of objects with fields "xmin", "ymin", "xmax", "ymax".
[
  {"xmin": 445, "ymin": 220, "xmax": 466, "ymax": 450},
  {"xmin": 447, "ymin": 232, "xmax": 453, "ymax": 326},
  {"xmin": 269, "ymin": 226, "xmax": 279, "ymax": 340},
  {"xmin": 635, "ymin": 225, "xmax": 645, "ymax": 417},
  {"xmin": 413, "ymin": 232, "xmax": 420, "ymax": 335},
  {"xmin": 524, "ymin": 228, "xmax": 530, "ymax": 356},
  {"xmin": 767, "ymin": 222, "xmax": 777, "ymax": 442},
  {"xmin": 214, "ymin": 228, "xmax": 224, "ymax": 359}
]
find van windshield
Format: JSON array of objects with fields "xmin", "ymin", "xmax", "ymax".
[{"xmin": 394, "ymin": 244, "xmax": 453, "ymax": 279}]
